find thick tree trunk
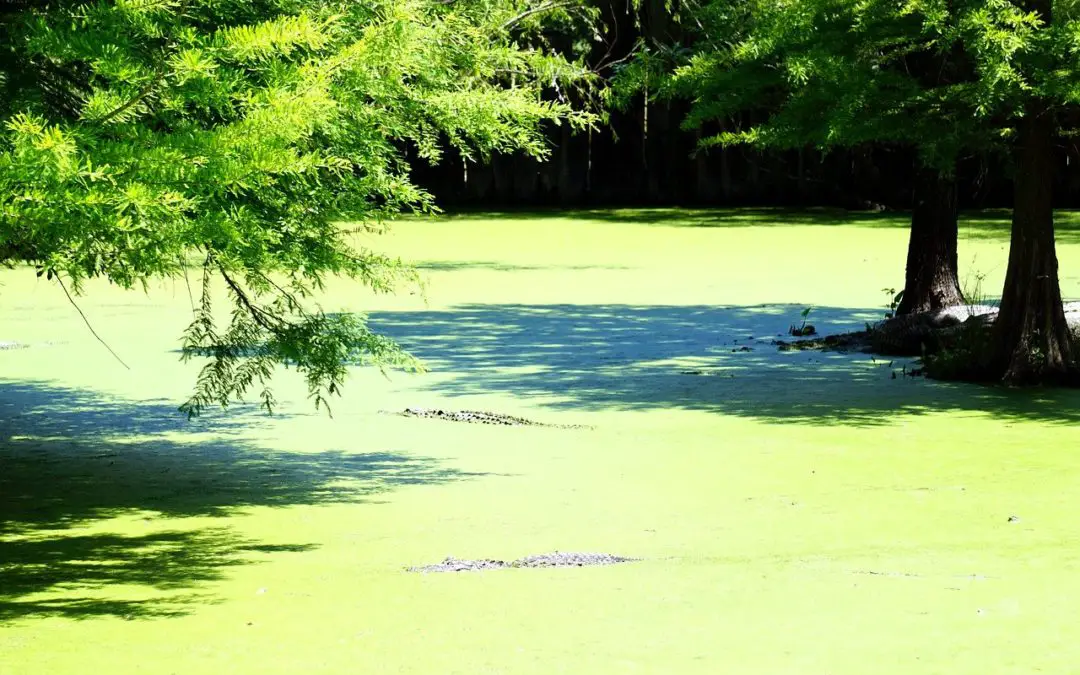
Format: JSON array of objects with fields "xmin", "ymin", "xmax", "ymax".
[
  {"xmin": 991, "ymin": 96, "xmax": 1076, "ymax": 384},
  {"xmin": 896, "ymin": 165, "xmax": 964, "ymax": 315}
]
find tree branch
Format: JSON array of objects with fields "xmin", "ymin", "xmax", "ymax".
[
  {"xmin": 252, "ymin": 270, "xmax": 306, "ymax": 313},
  {"xmin": 217, "ymin": 265, "xmax": 287, "ymax": 333},
  {"xmin": 93, "ymin": 77, "xmax": 159, "ymax": 125},
  {"xmin": 502, "ymin": 1, "xmax": 574, "ymax": 30}
]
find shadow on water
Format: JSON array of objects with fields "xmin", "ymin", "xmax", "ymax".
[
  {"xmin": 0, "ymin": 381, "xmax": 485, "ymax": 622},
  {"xmin": 0, "ymin": 529, "xmax": 315, "ymax": 621},
  {"xmin": 437, "ymin": 207, "xmax": 1080, "ymax": 243},
  {"xmin": 368, "ymin": 303, "xmax": 1080, "ymax": 427}
]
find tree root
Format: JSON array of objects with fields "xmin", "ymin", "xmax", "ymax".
[{"xmin": 778, "ymin": 303, "xmax": 1080, "ymax": 385}]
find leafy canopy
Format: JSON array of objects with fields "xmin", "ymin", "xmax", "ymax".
[
  {"xmin": 615, "ymin": 0, "xmax": 1080, "ymax": 169},
  {"xmin": 0, "ymin": 0, "xmax": 595, "ymax": 416}
]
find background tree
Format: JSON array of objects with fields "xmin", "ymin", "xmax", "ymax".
[
  {"xmin": 613, "ymin": 0, "xmax": 1007, "ymax": 316},
  {"xmin": 0, "ymin": 0, "xmax": 595, "ymax": 415},
  {"xmin": 624, "ymin": 0, "xmax": 1079, "ymax": 383}
]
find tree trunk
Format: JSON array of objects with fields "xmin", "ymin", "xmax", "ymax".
[
  {"xmin": 694, "ymin": 128, "xmax": 715, "ymax": 202},
  {"xmin": 557, "ymin": 124, "xmax": 573, "ymax": 205},
  {"xmin": 797, "ymin": 147, "xmax": 807, "ymax": 204},
  {"xmin": 718, "ymin": 120, "xmax": 732, "ymax": 200},
  {"xmin": 991, "ymin": 94, "xmax": 1075, "ymax": 384},
  {"xmin": 895, "ymin": 165, "xmax": 964, "ymax": 315}
]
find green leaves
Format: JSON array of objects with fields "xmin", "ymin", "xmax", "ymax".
[
  {"xmin": 214, "ymin": 13, "xmax": 335, "ymax": 63},
  {"xmin": 2, "ymin": 0, "xmax": 594, "ymax": 415},
  {"xmin": 642, "ymin": 0, "xmax": 1080, "ymax": 170},
  {"xmin": 177, "ymin": 257, "xmax": 424, "ymax": 418}
]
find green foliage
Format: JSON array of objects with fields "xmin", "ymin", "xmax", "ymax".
[
  {"xmin": 882, "ymin": 287, "xmax": 904, "ymax": 320},
  {"xmin": 789, "ymin": 305, "xmax": 816, "ymax": 337},
  {"xmin": 619, "ymin": 0, "xmax": 1080, "ymax": 171},
  {"xmin": 960, "ymin": 260, "xmax": 992, "ymax": 314},
  {"xmin": 0, "ymin": 0, "xmax": 595, "ymax": 415}
]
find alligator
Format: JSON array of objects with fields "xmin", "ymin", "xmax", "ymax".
[
  {"xmin": 408, "ymin": 552, "xmax": 637, "ymax": 573},
  {"xmin": 385, "ymin": 407, "xmax": 594, "ymax": 430}
]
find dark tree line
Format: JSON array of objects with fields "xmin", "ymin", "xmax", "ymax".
[{"xmin": 415, "ymin": 132, "xmax": 1080, "ymax": 211}]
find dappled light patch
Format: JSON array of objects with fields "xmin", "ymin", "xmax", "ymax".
[
  {"xmin": 368, "ymin": 302, "xmax": 1080, "ymax": 427},
  {"xmin": 0, "ymin": 527, "xmax": 315, "ymax": 622}
]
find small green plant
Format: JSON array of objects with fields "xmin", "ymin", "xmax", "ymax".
[
  {"xmin": 789, "ymin": 306, "xmax": 817, "ymax": 337},
  {"xmin": 882, "ymin": 287, "xmax": 904, "ymax": 319},
  {"xmin": 961, "ymin": 257, "xmax": 995, "ymax": 318}
]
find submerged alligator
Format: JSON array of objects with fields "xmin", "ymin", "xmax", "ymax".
[
  {"xmin": 408, "ymin": 552, "xmax": 637, "ymax": 573},
  {"xmin": 385, "ymin": 407, "xmax": 594, "ymax": 429}
]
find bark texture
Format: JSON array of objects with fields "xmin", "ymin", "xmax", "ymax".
[
  {"xmin": 896, "ymin": 166, "xmax": 964, "ymax": 316},
  {"xmin": 992, "ymin": 87, "xmax": 1076, "ymax": 384}
]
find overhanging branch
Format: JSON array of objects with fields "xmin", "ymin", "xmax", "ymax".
[{"xmin": 502, "ymin": 1, "xmax": 575, "ymax": 30}]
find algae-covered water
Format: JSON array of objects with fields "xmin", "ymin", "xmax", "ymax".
[{"xmin": 3, "ymin": 209, "xmax": 1080, "ymax": 674}]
